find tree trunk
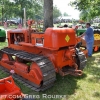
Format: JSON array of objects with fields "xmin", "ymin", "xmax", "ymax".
[{"xmin": 43, "ymin": 0, "xmax": 53, "ymax": 31}]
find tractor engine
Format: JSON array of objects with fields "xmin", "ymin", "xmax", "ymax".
[{"xmin": 0, "ymin": 28, "xmax": 87, "ymax": 91}]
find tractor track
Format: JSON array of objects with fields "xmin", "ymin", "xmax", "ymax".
[
  {"xmin": 76, "ymin": 51, "xmax": 87, "ymax": 70},
  {"xmin": 0, "ymin": 47, "xmax": 56, "ymax": 92}
]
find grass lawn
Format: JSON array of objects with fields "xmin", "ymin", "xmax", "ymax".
[{"xmin": 0, "ymin": 42, "xmax": 100, "ymax": 100}]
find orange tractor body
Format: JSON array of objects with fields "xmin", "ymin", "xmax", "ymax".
[{"xmin": 0, "ymin": 28, "xmax": 87, "ymax": 91}]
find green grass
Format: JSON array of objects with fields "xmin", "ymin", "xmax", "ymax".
[
  {"xmin": 0, "ymin": 42, "xmax": 7, "ymax": 49},
  {"xmin": 0, "ymin": 42, "xmax": 100, "ymax": 100}
]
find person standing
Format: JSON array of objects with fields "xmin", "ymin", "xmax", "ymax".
[{"xmin": 80, "ymin": 23, "xmax": 94, "ymax": 57}]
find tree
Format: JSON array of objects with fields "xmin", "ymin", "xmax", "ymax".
[
  {"xmin": 53, "ymin": 6, "xmax": 62, "ymax": 19},
  {"xmin": 70, "ymin": 0, "xmax": 100, "ymax": 21},
  {"xmin": 79, "ymin": 9, "xmax": 96, "ymax": 22},
  {"xmin": 0, "ymin": 0, "xmax": 13, "ymax": 22},
  {"xmin": 63, "ymin": 12, "xmax": 68, "ymax": 17},
  {"xmin": 0, "ymin": 0, "xmax": 43, "ymax": 21},
  {"xmin": 12, "ymin": 0, "xmax": 34, "ymax": 24},
  {"xmin": 43, "ymin": 0, "xmax": 53, "ymax": 31}
]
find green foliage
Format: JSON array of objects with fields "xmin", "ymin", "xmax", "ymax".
[
  {"xmin": 0, "ymin": 0, "xmax": 43, "ymax": 20},
  {"xmin": 0, "ymin": 0, "xmax": 62, "ymax": 21},
  {"xmin": 70, "ymin": 0, "xmax": 100, "ymax": 21},
  {"xmin": 0, "ymin": 0, "xmax": 13, "ymax": 19},
  {"xmin": 12, "ymin": 0, "xmax": 43, "ymax": 19},
  {"xmin": 53, "ymin": 6, "xmax": 62, "ymax": 19},
  {"xmin": 63, "ymin": 12, "xmax": 68, "ymax": 17}
]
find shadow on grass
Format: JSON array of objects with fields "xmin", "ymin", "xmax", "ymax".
[
  {"xmin": 86, "ymin": 57, "xmax": 100, "ymax": 74},
  {"xmin": 85, "ymin": 54, "xmax": 100, "ymax": 83},
  {"xmin": 39, "ymin": 73, "xmax": 87, "ymax": 98},
  {"xmin": 93, "ymin": 91, "xmax": 100, "ymax": 98}
]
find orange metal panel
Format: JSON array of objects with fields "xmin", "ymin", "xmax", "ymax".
[
  {"xmin": 44, "ymin": 28, "xmax": 76, "ymax": 49},
  {"xmin": 0, "ymin": 76, "xmax": 22, "ymax": 100}
]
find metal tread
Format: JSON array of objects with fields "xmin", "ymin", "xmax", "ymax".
[
  {"xmin": 0, "ymin": 47, "xmax": 56, "ymax": 91},
  {"xmin": 77, "ymin": 51, "xmax": 87, "ymax": 70}
]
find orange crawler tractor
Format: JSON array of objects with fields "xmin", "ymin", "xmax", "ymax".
[{"xmin": 0, "ymin": 27, "xmax": 87, "ymax": 91}]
